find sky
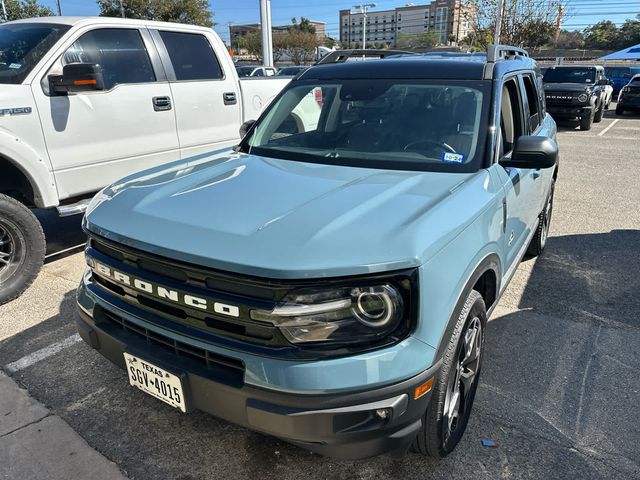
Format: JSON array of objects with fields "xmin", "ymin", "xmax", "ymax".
[{"xmin": 40, "ymin": 0, "xmax": 640, "ymax": 43}]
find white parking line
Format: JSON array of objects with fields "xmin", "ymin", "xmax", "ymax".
[
  {"xmin": 4, "ymin": 334, "xmax": 82, "ymax": 373},
  {"xmin": 598, "ymin": 119, "xmax": 619, "ymax": 137}
]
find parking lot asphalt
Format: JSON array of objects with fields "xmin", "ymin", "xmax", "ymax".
[{"xmin": 1, "ymin": 107, "xmax": 639, "ymax": 479}]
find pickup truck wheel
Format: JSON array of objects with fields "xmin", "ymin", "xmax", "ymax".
[
  {"xmin": 579, "ymin": 110, "xmax": 594, "ymax": 130},
  {"xmin": 527, "ymin": 180, "xmax": 555, "ymax": 257},
  {"xmin": 412, "ymin": 290, "xmax": 486, "ymax": 457},
  {"xmin": 0, "ymin": 194, "xmax": 45, "ymax": 305},
  {"xmin": 594, "ymin": 102, "xmax": 604, "ymax": 123}
]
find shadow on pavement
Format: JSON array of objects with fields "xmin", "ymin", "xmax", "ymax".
[{"xmin": 481, "ymin": 229, "xmax": 640, "ymax": 476}]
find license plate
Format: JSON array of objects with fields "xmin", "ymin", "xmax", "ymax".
[{"xmin": 123, "ymin": 353, "xmax": 186, "ymax": 412}]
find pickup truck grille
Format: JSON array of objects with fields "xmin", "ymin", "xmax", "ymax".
[{"xmin": 86, "ymin": 235, "xmax": 303, "ymax": 355}]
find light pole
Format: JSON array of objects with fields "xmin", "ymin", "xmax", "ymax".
[
  {"xmin": 1, "ymin": 0, "xmax": 7, "ymax": 22},
  {"xmin": 260, "ymin": 0, "xmax": 273, "ymax": 67},
  {"xmin": 56, "ymin": 0, "xmax": 62, "ymax": 15},
  {"xmin": 494, "ymin": 0, "xmax": 504, "ymax": 44},
  {"xmin": 354, "ymin": 3, "xmax": 376, "ymax": 49}
]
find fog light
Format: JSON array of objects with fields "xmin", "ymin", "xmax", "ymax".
[{"xmin": 375, "ymin": 408, "xmax": 391, "ymax": 420}]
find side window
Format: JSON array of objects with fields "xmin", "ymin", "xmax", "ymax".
[
  {"xmin": 499, "ymin": 78, "xmax": 525, "ymax": 157},
  {"xmin": 521, "ymin": 74, "xmax": 540, "ymax": 132},
  {"xmin": 62, "ymin": 28, "xmax": 155, "ymax": 90},
  {"xmin": 159, "ymin": 31, "xmax": 223, "ymax": 81},
  {"xmin": 253, "ymin": 69, "xmax": 265, "ymax": 77}
]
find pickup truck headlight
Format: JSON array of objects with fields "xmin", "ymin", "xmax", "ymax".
[
  {"xmin": 577, "ymin": 93, "xmax": 589, "ymax": 103},
  {"xmin": 250, "ymin": 283, "xmax": 409, "ymax": 346}
]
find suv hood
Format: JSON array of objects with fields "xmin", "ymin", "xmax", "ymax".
[
  {"xmin": 85, "ymin": 151, "xmax": 488, "ymax": 279},
  {"xmin": 544, "ymin": 82, "xmax": 593, "ymax": 92}
]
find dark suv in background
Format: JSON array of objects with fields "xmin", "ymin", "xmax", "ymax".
[{"xmin": 543, "ymin": 65, "xmax": 611, "ymax": 130}]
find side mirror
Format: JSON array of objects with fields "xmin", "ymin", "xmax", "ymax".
[
  {"xmin": 239, "ymin": 119, "xmax": 256, "ymax": 138},
  {"xmin": 500, "ymin": 136, "xmax": 558, "ymax": 170},
  {"xmin": 49, "ymin": 63, "xmax": 105, "ymax": 95}
]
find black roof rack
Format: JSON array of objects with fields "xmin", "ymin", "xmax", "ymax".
[
  {"xmin": 486, "ymin": 45, "xmax": 529, "ymax": 63},
  {"xmin": 315, "ymin": 49, "xmax": 415, "ymax": 65}
]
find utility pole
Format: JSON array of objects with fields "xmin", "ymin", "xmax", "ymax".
[
  {"xmin": 260, "ymin": 0, "xmax": 273, "ymax": 67},
  {"xmin": 494, "ymin": 0, "xmax": 504, "ymax": 44},
  {"xmin": 56, "ymin": 0, "xmax": 62, "ymax": 15},
  {"xmin": 554, "ymin": 5, "xmax": 564, "ymax": 46},
  {"xmin": 354, "ymin": 3, "xmax": 376, "ymax": 49},
  {"xmin": 1, "ymin": 0, "xmax": 7, "ymax": 22},
  {"xmin": 120, "ymin": 0, "xmax": 125, "ymax": 18}
]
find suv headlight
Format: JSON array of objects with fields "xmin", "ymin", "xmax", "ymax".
[
  {"xmin": 577, "ymin": 93, "xmax": 589, "ymax": 103},
  {"xmin": 250, "ymin": 281, "xmax": 412, "ymax": 347},
  {"xmin": 622, "ymin": 86, "xmax": 630, "ymax": 93}
]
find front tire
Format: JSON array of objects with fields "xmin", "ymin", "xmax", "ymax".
[
  {"xmin": 579, "ymin": 107, "xmax": 594, "ymax": 130},
  {"xmin": 527, "ymin": 180, "xmax": 555, "ymax": 257},
  {"xmin": 412, "ymin": 290, "xmax": 486, "ymax": 457},
  {"xmin": 0, "ymin": 194, "xmax": 45, "ymax": 305},
  {"xmin": 594, "ymin": 102, "xmax": 604, "ymax": 123},
  {"xmin": 615, "ymin": 105, "xmax": 625, "ymax": 116}
]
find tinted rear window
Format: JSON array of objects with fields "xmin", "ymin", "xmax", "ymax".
[{"xmin": 160, "ymin": 31, "xmax": 223, "ymax": 81}]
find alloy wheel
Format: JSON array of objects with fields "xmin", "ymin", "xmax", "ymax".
[
  {"xmin": 443, "ymin": 316, "xmax": 483, "ymax": 442},
  {"xmin": 0, "ymin": 220, "xmax": 25, "ymax": 284}
]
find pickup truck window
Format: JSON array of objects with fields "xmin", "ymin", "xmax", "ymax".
[
  {"xmin": 63, "ymin": 28, "xmax": 155, "ymax": 89},
  {"xmin": 543, "ymin": 67, "xmax": 595, "ymax": 84},
  {"xmin": 0, "ymin": 23, "xmax": 70, "ymax": 84},
  {"xmin": 159, "ymin": 31, "xmax": 223, "ymax": 81},
  {"xmin": 242, "ymin": 79, "xmax": 489, "ymax": 172}
]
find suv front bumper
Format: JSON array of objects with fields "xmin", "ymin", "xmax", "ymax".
[
  {"xmin": 76, "ymin": 280, "xmax": 439, "ymax": 459},
  {"xmin": 547, "ymin": 104, "xmax": 592, "ymax": 119}
]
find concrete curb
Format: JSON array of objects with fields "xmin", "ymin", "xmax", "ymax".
[{"xmin": 0, "ymin": 371, "xmax": 127, "ymax": 480}]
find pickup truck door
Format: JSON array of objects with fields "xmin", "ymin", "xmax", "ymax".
[
  {"xmin": 32, "ymin": 27, "xmax": 180, "ymax": 201},
  {"xmin": 494, "ymin": 77, "xmax": 541, "ymax": 271},
  {"xmin": 151, "ymin": 29, "xmax": 242, "ymax": 159}
]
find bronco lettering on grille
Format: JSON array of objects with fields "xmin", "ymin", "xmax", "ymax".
[{"xmin": 93, "ymin": 261, "xmax": 240, "ymax": 317}]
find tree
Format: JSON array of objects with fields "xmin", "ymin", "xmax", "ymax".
[
  {"xmin": 554, "ymin": 29, "xmax": 584, "ymax": 49},
  {"xmin": 583, "ymin": 20, "xmax": 620, "ymax": 50},
  {"xmin": 238, "ymin": 31, "xmax": 262, "ymax": 62},
  {"xmin": 288, "ymin": 17, "xmax": 316, "ymax": 35},
  {"xmin": 97, "ymin": 0, "xmax": 213, "ymax": 27},
  {"xmin": 3, "ymin": 0, "xmax": 53, "ymax": 21},
  {"xmin": 323, "ymin": 36, "xmax": 336, "ymax": 48},
  {"xmin": 462, "ymin": 0, "xmax": 567, "ymax": 49},
  {"xmin": 285, "ymin": 29, "xmax": 320, "ymax": 65},
  {"xmin": 619, "ymin": 14, "xmax": 640, "ymax": 48},
  {"xmin": 396, "ymin": 31, "xmax": 439, "ymax": 50}
]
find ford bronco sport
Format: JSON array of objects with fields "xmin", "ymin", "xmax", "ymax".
[{"xmin": 76, "ymin": 46, "xmax": 558, "ymax": 459}]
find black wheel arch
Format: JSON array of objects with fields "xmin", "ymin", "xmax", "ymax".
[
  {"xmin": 434, "ymin": 254, "xmax": 501, "ymax": 359},
  {"xmin": 0, "ymin": 155, "xmax": 41, "ymax": 207}
]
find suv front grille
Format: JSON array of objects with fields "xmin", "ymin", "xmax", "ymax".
[{"xmin": 97, "ymin": 305, "xmax": 245, "ymax": 386}]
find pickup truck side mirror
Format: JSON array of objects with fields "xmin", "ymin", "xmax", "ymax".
[
  {"xmin": 239, "ymin": 119, "xmax": 256, "ymax": 138},
  {"xmin": 500, "ymin": 136, "xmax": 558, "ymax": 170},
  {"xmin": 49, "ymin": 63, "xmax": 105, "ymax": 95}
]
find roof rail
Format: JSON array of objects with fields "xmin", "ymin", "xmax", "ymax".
[
  {"xmin": 487, "ymin": 44, "xmax": 529, "ymax": 63},
  {"xmin": 315, "ymin": 49, "xmax": 415, "ymax": 65}
]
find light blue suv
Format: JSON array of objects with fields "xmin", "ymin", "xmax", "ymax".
[{"xmin": 76, "ymin": 46, "xmax": 558, "ymax": 459}]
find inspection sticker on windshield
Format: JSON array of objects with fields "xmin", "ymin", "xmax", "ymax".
[
  {"xmin": 8, "ymin": 63, "xmax": 21, "ymax": 69},
  {"xmin": 442, "ymin": 152, "xmax": 465, "ymax": 164}
]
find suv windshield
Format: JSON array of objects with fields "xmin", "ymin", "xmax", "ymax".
[
  {"xmin": 543, "ymin": 67, "xmax": 595, "ymax": 84},
  {"xmin": 0, "ymin": 23, "xmax": 70, "ymax": 84},
  {"xmin": 241, "ymin": 79, "xmax": 489, "ymax": 172}
]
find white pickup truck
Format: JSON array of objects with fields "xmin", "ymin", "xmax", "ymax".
[{"xmin": 0, "ymin": 16, "xmax": 291, "ymax": 304}]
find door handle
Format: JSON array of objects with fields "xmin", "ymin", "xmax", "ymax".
[
  {"xmin": 152, "ymin": 96, "xmax": 172, "ymax": 111},
  {"xmin": 223, "ymin": 92, "xmax": 237, "ymax": 105}
]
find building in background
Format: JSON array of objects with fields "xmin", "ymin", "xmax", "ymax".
[
  {"xmin": 230, "ymin": 21, "xmax": 326, "ymax": 48},
  {"xmin": 339, "ymin": 1, "xmax": 474, "ymax": 49}
]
